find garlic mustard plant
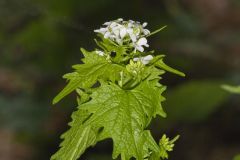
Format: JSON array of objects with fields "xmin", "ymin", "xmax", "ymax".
[{"xmin": 51, "ymin": 19, "xmax": 185, "ymax": 160}]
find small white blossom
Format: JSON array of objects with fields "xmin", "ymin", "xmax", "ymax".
[
  {"xmin": 120, "ymin": 27, "xmax": 127, "ymax": 38},
  {"xmin": 133, "ymin": 55, "xmax": 153, "ymax": 65},
  {"xmin": 134, "ymin": 37, "xmax": 149, "ymax": 52},
  {"xmin": 94, "ymin": 19, "xmax": 151, "ymax": 52},
  {"xmin": 126, "ymin": 28, "xmax": 137, "ymax": 42},
  {"xmin": 142, "ymin": 22, "xmax": 148, "ymax": 27},
  {"xmin": 143, "ymin": 29, "xmax": 150, "ymax": 35},
  {"xmin": 103, "ymin": 32, "xmax": 111, "ymax": 38}
]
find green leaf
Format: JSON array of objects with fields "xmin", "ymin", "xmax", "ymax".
[
  {"xmin": 95, "ymin": 36, "xmax": 126, "ymax": 63},
  {"xmin": 51, "ymin": 111, "xmax": 97, "ymax": 160},
  {"xmin": 80, "ymin": 48, "xmax": 106, "ymax": 64},
  {"xmin": 221, "ymin": 84, "xmax": 240, "ymax": 94},
  {"xmin": 76, "ymin": 88, "xmax": 91, "ymax": 104},
  {"xmin": 51, "ymin": 80, "xmax": 167, "ymax": 160},
  {"xmin": 164, "ymin": 80, "xmax": 230, "ymax": 123},
  {"xmin": 233, "ymin": 154, "xmax": 240, "ymax": 160},
  {"xmin": 154, "ymin": 59, "xmax": 185, "ymax": 77},
  {"xmin": 52, "ymin": 49, "xmax": 124, "ymax": 104}
]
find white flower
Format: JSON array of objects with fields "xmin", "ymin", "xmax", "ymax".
[
  {"xmin": 94, "ymin": 28, "xmax": 107, "ymax": 34},
  {"xmin": 127, "ymin": 28, "xmax": 137, "ymax": 42},
  {"xmin": 94, "ymin": 19, "xmax": 151, "ymax": 51},
  {"xmin": 112, "ymin": 28, "xmax": 120, "ymax": 37},
  {"xmin": 133, "ymin": 55, "xmax": 153, "ymax": 65},
  {"xmin": 117, "ymin": 18, "xmax": 123, "ymax": 22},
  {"xmin": 134, "ymin": 37, "xmax": 149, "ymax": 52},
  {"xmin": 95, "ymin": 50, "xmax": 105, "ymax": 56},
  {"xmin": 143, "ymin": 29, "xmax": 150, "ymax": 35},
  {"xmin": 110, "ymin": 22, "xmax": 118, "ymax": 28},
  {"xmin": 119, "ymin": 27, "xmax": 127, "ymax": 38},
  {"xmin": 104, "ymin": 31, "xmax": 111, "ymax": 38},
  {"xmin": 142, "ymin": 22, "xmax": 148, "ymax": 27}
]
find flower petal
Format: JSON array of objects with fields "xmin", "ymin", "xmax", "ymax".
[
  {"xmin": 117, "ymin": 18, "xmax": 123, "ymax": 22},
  {"xmin": 136, "ymin": 46, "xmax": 144, "ymax": 52},
  {"xmin": 133, "ymin": 57, "xmax": 140, "ymax": 61},
  {"xmin": 143, "ymin": 55, "xmax": 153, "ymax": 61},
  {"xmin": 143, "ymin": 29, "xmax": 150, "ymax": 35},
  {"xmin": 103, "ymin": 21, "xmax": 111, "ymax": 25},
  {"xmin": 113, "ymin": 28, "xmax": 120, "ymax": 37},
  {"xmin": 137, "ymin": 37, "xmax": 147, "ymax": 46},
  {"xmin": 129, "ymin": 33, "xmax": 137, "ymax": 42},
  {"xmin": 142, "ymin": 60, "xmax": 149, "ymax": 65},
  {"xmin": 104, "ymin": 32, "xmax": 111, "ymax": 38},
  {"xmin": 120, "ymin": 28, "xmax": 127, "ymax": 38},
  {"xmin": 100, "ymin": 28, "xmax": 108, "ymax": 32},
  {"xmin": 142, "ymin": 22, "xmax": 148, "ymax": 27},
  {"xmin": 110, "ymin": 22, "xmax": 118, "ymax": 28}
]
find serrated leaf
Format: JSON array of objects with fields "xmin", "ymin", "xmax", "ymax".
[
  {"xmin": 53, "ymin": 49, "xmax": 124, "ymax": 104},
  {"xmin": 76, "ymin": 88, "xmax": 90, "ymax": 104},
  {"xmin": 51, "ymin": 80, "xmax": 166, "ymax": 160},
  {"xmin": 51, "ymin": 110, "xmax": 97, "ymax": 160},
  {"xmin": 80, "ymin": 48, "xmax": 106, "ymax": 64}
]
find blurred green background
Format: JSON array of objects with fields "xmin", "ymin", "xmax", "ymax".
[{"xmin": 0, "ymin": 0, "xmax": 240, "ymax": 159}]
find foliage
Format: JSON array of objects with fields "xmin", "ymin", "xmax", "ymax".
[
  {"xmin": 233, "ymin": 154, "xmax": 240, "ymax": 160},
  {"xmin": 51, "ymin": 19, "xmax": 184, "ymax": 160},
  {"xmin": 221, "ymin": 85, "xmax": 240, "ymax": 94},
  {"xmin": 163, "ymin": 80, "xmax": 230, "ymax": 123},
  {"xmin": 159, "ymin": 134, "xmax": 179, "ymax": 159}
]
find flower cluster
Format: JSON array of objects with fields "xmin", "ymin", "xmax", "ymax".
[
  {"xmin": 126, "ymin": 60, "xmax": 145, "ymax": 75},
  {"xmin": 94, "ymin": 18, "xmax": 150, "ymax": 52}
]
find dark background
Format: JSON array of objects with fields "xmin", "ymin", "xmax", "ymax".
[{"xmin": 0, "ymin": 0, "xmax": 240, "ymax": 159}]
